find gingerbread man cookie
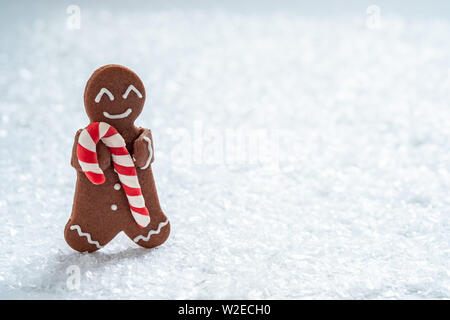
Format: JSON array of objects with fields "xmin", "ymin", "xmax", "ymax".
[{"xmin": 65, "ymin": 65, "xmax": 170, "ymax": 252}]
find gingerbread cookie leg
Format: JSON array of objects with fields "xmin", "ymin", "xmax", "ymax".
[
  {"xmin": 64, "ymin": 220, "xmax": 112, "ymax": 253},
  {"xmin": 125, "ymin": 216, "xmax": 171, "ymax": 249}
]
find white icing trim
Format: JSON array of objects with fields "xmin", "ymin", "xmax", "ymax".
[
  {"xmin": 122, "ymin": 85, "xmax": 143, "ymax": 99},
  {"xmin": 140, "ymin": 136, "xmax": 153, "ymax": 170},
  {"xmin": 69, "ymin": 225, "xmax": 103, "ymax": 249},
  {"xmin": 103, "ymin": 108, "xmax": 132, "ymax": 119},
  {"xmin": 133, "ymin": 220, "xmax": 169, "ymax": 243},
  {"xmin": 95, "ymin": 88, "xmax": 114, "ymax": 103}
]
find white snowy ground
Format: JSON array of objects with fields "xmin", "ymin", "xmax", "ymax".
[{"xmin": 0, "ymin": 8, "xmax": 450, "ymax": 299}]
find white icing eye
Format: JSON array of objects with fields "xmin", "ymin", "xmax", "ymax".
[
  {"xmin": 122, "ymin": 85, "xmax": 143, "ymax": 99},
  {"xmin": 95, "ymin": 88, "xmax": 114, "ymax": 103}
]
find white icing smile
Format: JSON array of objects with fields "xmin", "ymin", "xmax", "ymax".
[{"xmin": 103, "ymin": 108, "xmax": 132, "ymax": 119}]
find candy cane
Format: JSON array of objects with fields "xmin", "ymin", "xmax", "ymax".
[{"xmin": 76, "ymin": 122, "xmax": 150, "ymax": 228}]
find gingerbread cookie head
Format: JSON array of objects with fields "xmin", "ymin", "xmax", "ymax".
[{"xmin": 84, "ymin": 65, "xmax": 146, "ymax": 127}]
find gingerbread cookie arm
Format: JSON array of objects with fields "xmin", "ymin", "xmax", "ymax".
[
  {"xmin": 71, "ymin": 129, "xmax": 111, "ymax": 171},
  {"xmin": 133, "ymin": 128, "xmax": 154, "ymax": 169}
]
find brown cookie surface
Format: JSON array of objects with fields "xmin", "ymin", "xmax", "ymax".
[{"xmin": 65, "ymin": 65, "xmax": 170, "ymax": 253}]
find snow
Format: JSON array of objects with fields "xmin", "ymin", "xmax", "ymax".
[{"xmin": 1, "ymin": 7, "xmax": 450, "ymax": 299}]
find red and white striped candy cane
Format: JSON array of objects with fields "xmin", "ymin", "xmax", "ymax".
[{"xmin": 76, "ymin": 122, "xmax": 150, "ymax": 228}]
